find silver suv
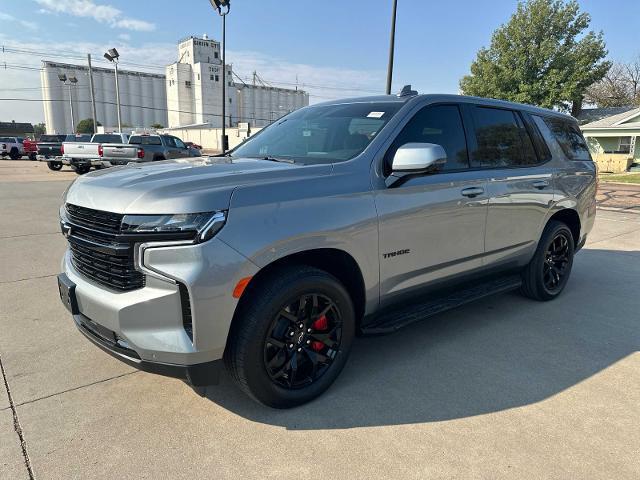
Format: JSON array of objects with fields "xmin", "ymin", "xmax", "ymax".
[{"xmin": 57, "ymin": 90, "xmax": 596, "ymax": 408}]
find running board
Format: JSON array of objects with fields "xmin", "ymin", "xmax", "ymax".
[{"xmin": 362, "ymin": 274, "xmax": 522, "ymax": 335}]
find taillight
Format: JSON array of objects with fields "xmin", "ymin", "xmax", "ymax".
[
  {"xmin": 98, "ymin": 144, "xmax": 103, "ymax": 157},
  {"xmin": 137, "ymin": 148, "xmax": 145, "ymax": 159},
  {"xmin": 60, "ymin": 144, "xmax": 64, "ymax": 155}
]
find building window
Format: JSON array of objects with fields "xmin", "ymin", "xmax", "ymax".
[
  {"xmin": 185, "ymin": 81, "xmax": 192, "ymax": 88},
  {"xmin": 210, "ymin": 75, "xmax": 214, "ymax": 81},
  {"xmin": 214, "ymin": 52, "xmax": 219, "ymax": 59},
  {"xmin": 618, "ymin": 136, "xmax": 632, "ymax": 153},
  {"xmin": 215, "ymin": 75, "xmax": 219, "ymax": 82},
  {"xmin": 197, "ymin": 74, "xmax": 200, "ymax": 81}
]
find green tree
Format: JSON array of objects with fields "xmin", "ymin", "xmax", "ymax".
[
  {"xmin": 459, "ymin": 0, "xmax": 610, "ymax": 115},
  {"xmin": 33, "ymin": 123, "xmax": 46, "ymax": 138},
  {"xmin": 75, "ymin": 118, "xmax": 102, "ymax": 134},
  {"xmin": 150, "ymin": 123, "xmax": 164, "ymax": 129}
]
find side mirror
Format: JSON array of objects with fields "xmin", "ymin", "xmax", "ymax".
[{"xmin": 386, "ymin": 143, "xmax": 447, "ymax": 187}]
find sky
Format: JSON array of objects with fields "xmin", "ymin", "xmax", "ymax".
[{"xmin": 0, "ymin": 0, "xmax": 638, "ymax": 124}]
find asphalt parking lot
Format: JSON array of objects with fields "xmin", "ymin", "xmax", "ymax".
[{"xmin": 1, "ymin": 160, "xmax": 639, "ymax": 479}]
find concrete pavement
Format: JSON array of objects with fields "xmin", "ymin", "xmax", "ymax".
[{"xmin": 1, "ymin": 161, "xmax": 639, "ymax": 479}]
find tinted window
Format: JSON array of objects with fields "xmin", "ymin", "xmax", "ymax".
[
  {"xmin": 470, "ymin": 107, "xmax": 539, "ymax": 168},
  {"xmin": 40, "ymin": 135, "xmax": 67, "ymax": 142},
  {"xmin": 92, "ymin": 134, "xmax": 124, "ymax": 143},
  {"xmin": 172, "ymin": 137, "xmax": 186, "ymax": 149},
  {"xmin": 386, "ymin": 104, "xmax": 469, "ymax": 173},
  {"xmin": 64, "ymin": 134, "xmax": 92, "ymax": 142},
  {"xmin": 536, "ymin": 116, "xmax": 591, "ymax": 161},
  {"xmin": 163, "ymin": 136, "xmax": 177, "ymax": 147},
  {"xmin": 129, "ymin": 136, "xmax": 162, "ymax": 145},
  {"xmin": 0, "ymin": 137, "xmax": 13, "ymax": 142}
]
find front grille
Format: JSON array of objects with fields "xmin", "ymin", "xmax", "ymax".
[{"xmin": 66, "ymin": 204, "xmax": 144, "ymax": 291}]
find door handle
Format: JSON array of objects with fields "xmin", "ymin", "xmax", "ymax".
[
  {"xmin": 461, "ymin": 187, "xmax": 484, "ymax": 198},
  {"xmin": 532, "ymin": 180, "xmax": 549, "ymax": 190}
]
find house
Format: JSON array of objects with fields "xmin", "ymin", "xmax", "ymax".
[
  {"xmin": 579, "ymin": 107, "xmax": 640, "ymax": 173},
  {"xmin": 0, "ymin": 121, "xmax": 35, "ymax": 137}
]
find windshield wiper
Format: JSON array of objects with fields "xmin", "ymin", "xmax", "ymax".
[{"xmin": 250, "ymin": 155, "xmax": 295, "ymax": 164}]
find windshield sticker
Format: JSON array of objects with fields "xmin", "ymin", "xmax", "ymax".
[
  {"xmin": 302, "ymin": 130, "xmax": 312, "ymax": 137},
  {"xmin": 367, "ymin": 111, "xmax": 385, "ymax": 119}
]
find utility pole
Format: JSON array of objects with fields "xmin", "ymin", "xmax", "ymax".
[
  {"xmin": 210, "ymin": 0, "xmax": 231, "ymax": 153},
  {"xmin": 87, "ymin": 54, "xmax": 98, "ymax": 133},
  {"xmin": 68, "ymin": 83, "xmax": 75, "ymax": 133},
  {"xmin": 104, "ymin": 48, "xmax": 122, "ymax": 132},
  {"xmin": 386, "ymin": 0, "xmax": 398, "ymax": 95}
]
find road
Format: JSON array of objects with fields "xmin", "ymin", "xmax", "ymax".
[{"xmin": 1, "ymin": 161, "xmax": 639, "ymax": 479}]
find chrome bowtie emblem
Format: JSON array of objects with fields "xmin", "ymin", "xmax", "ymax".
[{"xmin": 62, "ymin": 224, "xmax": 72, "ymax": 238}]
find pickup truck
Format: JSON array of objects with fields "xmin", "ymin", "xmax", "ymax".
[
  {"xmin": 37, "ymin": 134, "xmax": 91, "ymax": 171},
  {"xmin": 23, "ymin": 138, "xmax": 38, "ymax": 160},
  {"xmin": 57, "ymin": 90, "xmax": 596, "ymax": 408},
  {"xmin": 62, "ymin": 133, "xmax": 129, "ymax": 174},
  {"xmin": 97, "ymin": 134, "xmax": 198, "ymax": 167},
  {"xmin": 0, "ymin": 137, "xmax": 24, "ymax": 159}
]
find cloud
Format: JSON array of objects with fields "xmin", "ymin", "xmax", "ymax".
[
  {"xmin": 117, "ymin": 33, "xmax": 131, "ymax": 41},
  {"xmin": 34, "ymin": 0, "xmax": 155, "ymax": 31},
  {"xmin": 0, "ymin": 12, "xmax": 39, "ymax": 30}
]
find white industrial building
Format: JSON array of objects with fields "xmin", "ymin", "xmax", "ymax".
[
  {"xmin": 41, "ymin": 61, "xmax": 167, "ymax": 134},
  {"xmin": 166, "ymin": 36, "xmax": 308, "ymax": 128}
]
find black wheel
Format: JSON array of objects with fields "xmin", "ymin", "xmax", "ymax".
[
  {"xmin": 9, "ymin": 148, "xmax": 20, "ymax": 160},
  {"xmin": 47, "ymin": 161, "xmax": 62, "ymax": 171},
  {"xmin": 29, "ymin": 153, "xmax": 37, "ymax": 161},
  {"xmin": 521, "ymin": 220, "xmax": 575, "ymax": 301},
  {"xmin": 74, "ymin": 165, "xmax": 91, "ymax": 175},
  {"xmin": 225, "ymin": 266, "xmax": 355, "ymax": 408}
]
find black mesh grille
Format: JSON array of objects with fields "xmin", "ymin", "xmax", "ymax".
[{"xmin": 65, "ymin": 204, "xmax": 144, "ymax": 291}]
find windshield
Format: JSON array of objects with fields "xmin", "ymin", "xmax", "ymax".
[
  {"xmin": 231, "ymin": 102, "xmax": 403, "ymax": 163},
  {"xmin": 40, "ymin": 135, "xmax": 67, "ymax": 142},
  {"xmin": 129, "ymin": 135, "xmax": 162, "ymax": 145},
  {"xmin": 65, "ymin": 134, "xmax": 92, "ymax": 142},
  {"xmin": 92, "ymin": 134, "xmax": 125, "ymax": 143}
]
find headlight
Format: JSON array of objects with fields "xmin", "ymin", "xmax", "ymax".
[{"xmin": 121, "ymin": 211, "xmax": 227, "ymax": 242}]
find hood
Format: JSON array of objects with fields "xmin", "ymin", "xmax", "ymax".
[{"xmin": 65, "ymin": 156, "xmax": 332, "ymax": 214}]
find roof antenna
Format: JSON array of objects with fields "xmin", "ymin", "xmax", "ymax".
[{"xmin": 398, "ymin": 84, "xmax": 418, "ymax": 97}]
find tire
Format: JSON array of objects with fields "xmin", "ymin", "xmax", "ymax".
[
  {"xmin": 153, "ymin": 156, "xmax": 165, "ymax": 161},
  {"xmin": 520, "ymin": 220, "xmax": 575, "ymax": 301},
  {"xmin": 9, "ymin": 148, "xmax": 20, "ymax": 160},
  {"xmin": 225, "ymin": 265, "xmax": 355, "ymax": 408},
  {"xmin": 29, "ymin": 153, "xmax": 37, "ymax": 161},
  {"xmin": 75, "ymin": 165, "xmax": 91, "ymax": 175},
  {"xmin": 47, "ymin": 161, "xmax": 62, "ymax": 171}
]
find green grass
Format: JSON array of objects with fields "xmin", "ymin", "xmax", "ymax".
[{"xmin": 599, "ymin": 172, "xmax": 640, "ymax": 184}]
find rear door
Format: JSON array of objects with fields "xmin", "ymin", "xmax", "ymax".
[
  {"xmin": 467, "ymin": 105, "xmax": 554, "ymax": 268},
  {"xmin": 376, "ymin": 103, "xmax": 489, "ymax": 302}
]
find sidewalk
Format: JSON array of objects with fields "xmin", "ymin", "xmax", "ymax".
[{"xmin": 597, "ymin": 183, "xmax": 640, "ymax": 213}]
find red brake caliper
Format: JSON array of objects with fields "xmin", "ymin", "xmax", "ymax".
[{"xmin": 310, "ymin": 315, "xmax": 327, "ymax": 352}]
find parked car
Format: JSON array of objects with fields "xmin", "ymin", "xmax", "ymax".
[
  {"xmin": 96, "ymin": 134, "xmax": 198, "ymax": 167},
  {"xmin": 0, "ymin": 137, "xmax": 24, "ymax": 159},
  {"xmin": 62, "ymin": 133, "xmax": 129, "ymax": 174},
  {"xmin": 23, "ymin": 138, "xmax": 38, "ymax": 160},
  {"xmin": 57, "ymin": 90, "xmax": 596, "ymax": 408},
  {"xmin": 37, "ymin": 134, "xmax": 91, "ymax": 170}
]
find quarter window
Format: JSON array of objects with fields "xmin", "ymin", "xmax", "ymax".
[
  {"xmin": 386, "ymin": 104, "xmax": 470, "ymax": 174},
  {"xmin": 535, "ymin": 116, "xmax": 591, "ymax": 161},
  {"xmin": 470, "ymin": 107, "xmax": 538, "ymax": 168}
]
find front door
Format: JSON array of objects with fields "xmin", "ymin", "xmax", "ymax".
[{"xmin": 375, "ymin": 104, "xmax": 488, "ymax": 304}]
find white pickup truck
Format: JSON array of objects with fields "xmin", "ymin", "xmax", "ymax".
[
  {"xmin": 0, "ymin": 137, "xmax": 25, "ymax": 159},
  {"xmin": 62, "ymin": 133, "xmax": 129, "ymax": 174}
]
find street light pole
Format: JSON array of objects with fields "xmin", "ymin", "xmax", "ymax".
[
  {"xmin": 386, "ymin": 0, "xmax": 398, "ymax": 95},
  {"xmin": 104, "ymin": 48, "xmax": 122, "ymax": 132},
  {"xmin": 68, "ymin": 83, "xmax": 75, "ymax": 133},
  {"xmin": 210, "ymin": 0, "xmax": 231, "ymax": 153},
  {"xmin": 114, "ymin": 61, "xmax": 122, "ymax": 132}
]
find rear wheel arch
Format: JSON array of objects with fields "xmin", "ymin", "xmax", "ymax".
[{"xmin": 547, "ymin": 208, "xmax": 581, "ymax": 246}]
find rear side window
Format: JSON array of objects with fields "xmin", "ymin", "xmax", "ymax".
[
  {"xmin": 470, "ymin": 107, "xmax": 538, "ymax": 168},
  {"xmin": 534, "ymin": 116, "xmax": 591, "ymax": 161},
  {"xmin": 386, "ymin": 104, "xmax": 470, "ymax": 173}
]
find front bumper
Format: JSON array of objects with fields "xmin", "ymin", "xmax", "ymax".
[
  {"xmin": 60, "ymin": 236, "xmax": 258, "ymax": 381},
  {"xmin": 70, "ymin": 306, "xmax": 222, "ymax": 386}
]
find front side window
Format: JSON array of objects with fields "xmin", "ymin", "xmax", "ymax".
[
  {"xmin": 232, "ymin": 102, "xmax": 403, "ymax": 164},
  {"xmin": 618, "ymin": 136, "xmax": 632, "ymax": 153},
  {"xmin": 162, "ymin": 136, "xmax": 177, "ymax": 148},
  {"xmin": 470, "ymin": 107, "xmax": 537, "ymax": 168},
  {"xmin": 173, "ymin": 137, "xmax": 186, "ymax": 149},
  {"xmin": 385, "ymin": 104, "xmax": 469, "ymax": 174}
]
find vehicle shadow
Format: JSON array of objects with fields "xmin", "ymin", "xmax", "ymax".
[{"xmin": 204, "ymin": 248, "xmax": 640, "ymax": 429}]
